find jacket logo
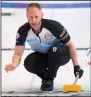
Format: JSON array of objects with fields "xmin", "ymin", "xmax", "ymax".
[
  {"xmin": 45, "ymin": 33, "xmax": 53, "ymax": 40},
  {"xmin": 53, "ymin": 47, "xmax": 57, "ymax": 52}
]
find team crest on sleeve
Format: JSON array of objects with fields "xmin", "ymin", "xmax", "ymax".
[{"xmin": 16, "ymin": 33, "xmax": 20, "ymax": 39}]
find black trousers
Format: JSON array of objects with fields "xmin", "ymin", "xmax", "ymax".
[{"xmin": 24, "ymin": 43, "xmax": 71, "ymax": 80}]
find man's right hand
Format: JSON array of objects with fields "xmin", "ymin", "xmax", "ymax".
[{"xmin": 4, "ymin": 64, "xmax": 17, "ymax": 72}]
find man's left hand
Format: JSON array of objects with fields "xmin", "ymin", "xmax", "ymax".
[{"xmin": 74, "ymin": 65, "xmax": 84, "ymax": 78}]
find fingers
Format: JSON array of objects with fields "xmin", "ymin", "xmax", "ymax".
[
  {"xmin": 7, "ymin": 71, "xmax": 8, "ymax": 73},
  {"xmin": 4, "ymin": 64, "xmax": 16, "ymax": 73},
  {"xmin": 4, "ymin": 66, "xmax": 9, "ymax": 73},
  {"xmin": 79, "ymin": 69, "xmax": 84, "ymax": 78},
  {"xmin": 74, "ymin": 69, "xmax": 84, "ymax": 78},
  {"xmin": 6, "ymin": 70, "xmax": 8, "ymax": 73}
]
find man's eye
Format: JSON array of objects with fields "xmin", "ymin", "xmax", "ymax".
[{"xmin": 35, "ymin": 16, "xmax": 38, "ymax": 18}]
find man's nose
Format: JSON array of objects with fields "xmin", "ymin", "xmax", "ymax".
[{"xmin": 32, "ymin": 18, "xmax": 36, "ymax": 23}]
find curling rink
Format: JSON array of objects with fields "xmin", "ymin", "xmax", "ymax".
[
  {"xmin": 2, "ymin": 50, "xmax": 91, "ymax": 96},
  {"xmin": 1, "ymin": 1, "xmax": 91, "ymax": 96}
]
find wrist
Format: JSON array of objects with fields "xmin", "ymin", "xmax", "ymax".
[
  {"xmin": 12, "ymin": 64, "xmax": 19, "ymax": 67},
  {"xmin": 74, "ymin": 65, "xmax": 80, "ymax": 71},
  {"xmin": 74, "ymin": 65, "xmax": 80, "ymax": 67}
]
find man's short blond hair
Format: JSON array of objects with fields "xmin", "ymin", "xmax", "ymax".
[{"xmin": 27, "ymin": 3, "xmax": 41, "ymax": 10}]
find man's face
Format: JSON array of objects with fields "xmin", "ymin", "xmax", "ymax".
[{"xmin": 26, "ymin": 7, "xmax": 43, "ymax": 29}]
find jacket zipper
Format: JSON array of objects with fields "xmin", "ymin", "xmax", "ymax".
[{"xmin": 36, "ymin": 34, "xmax": 41, "ymax": 43}]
